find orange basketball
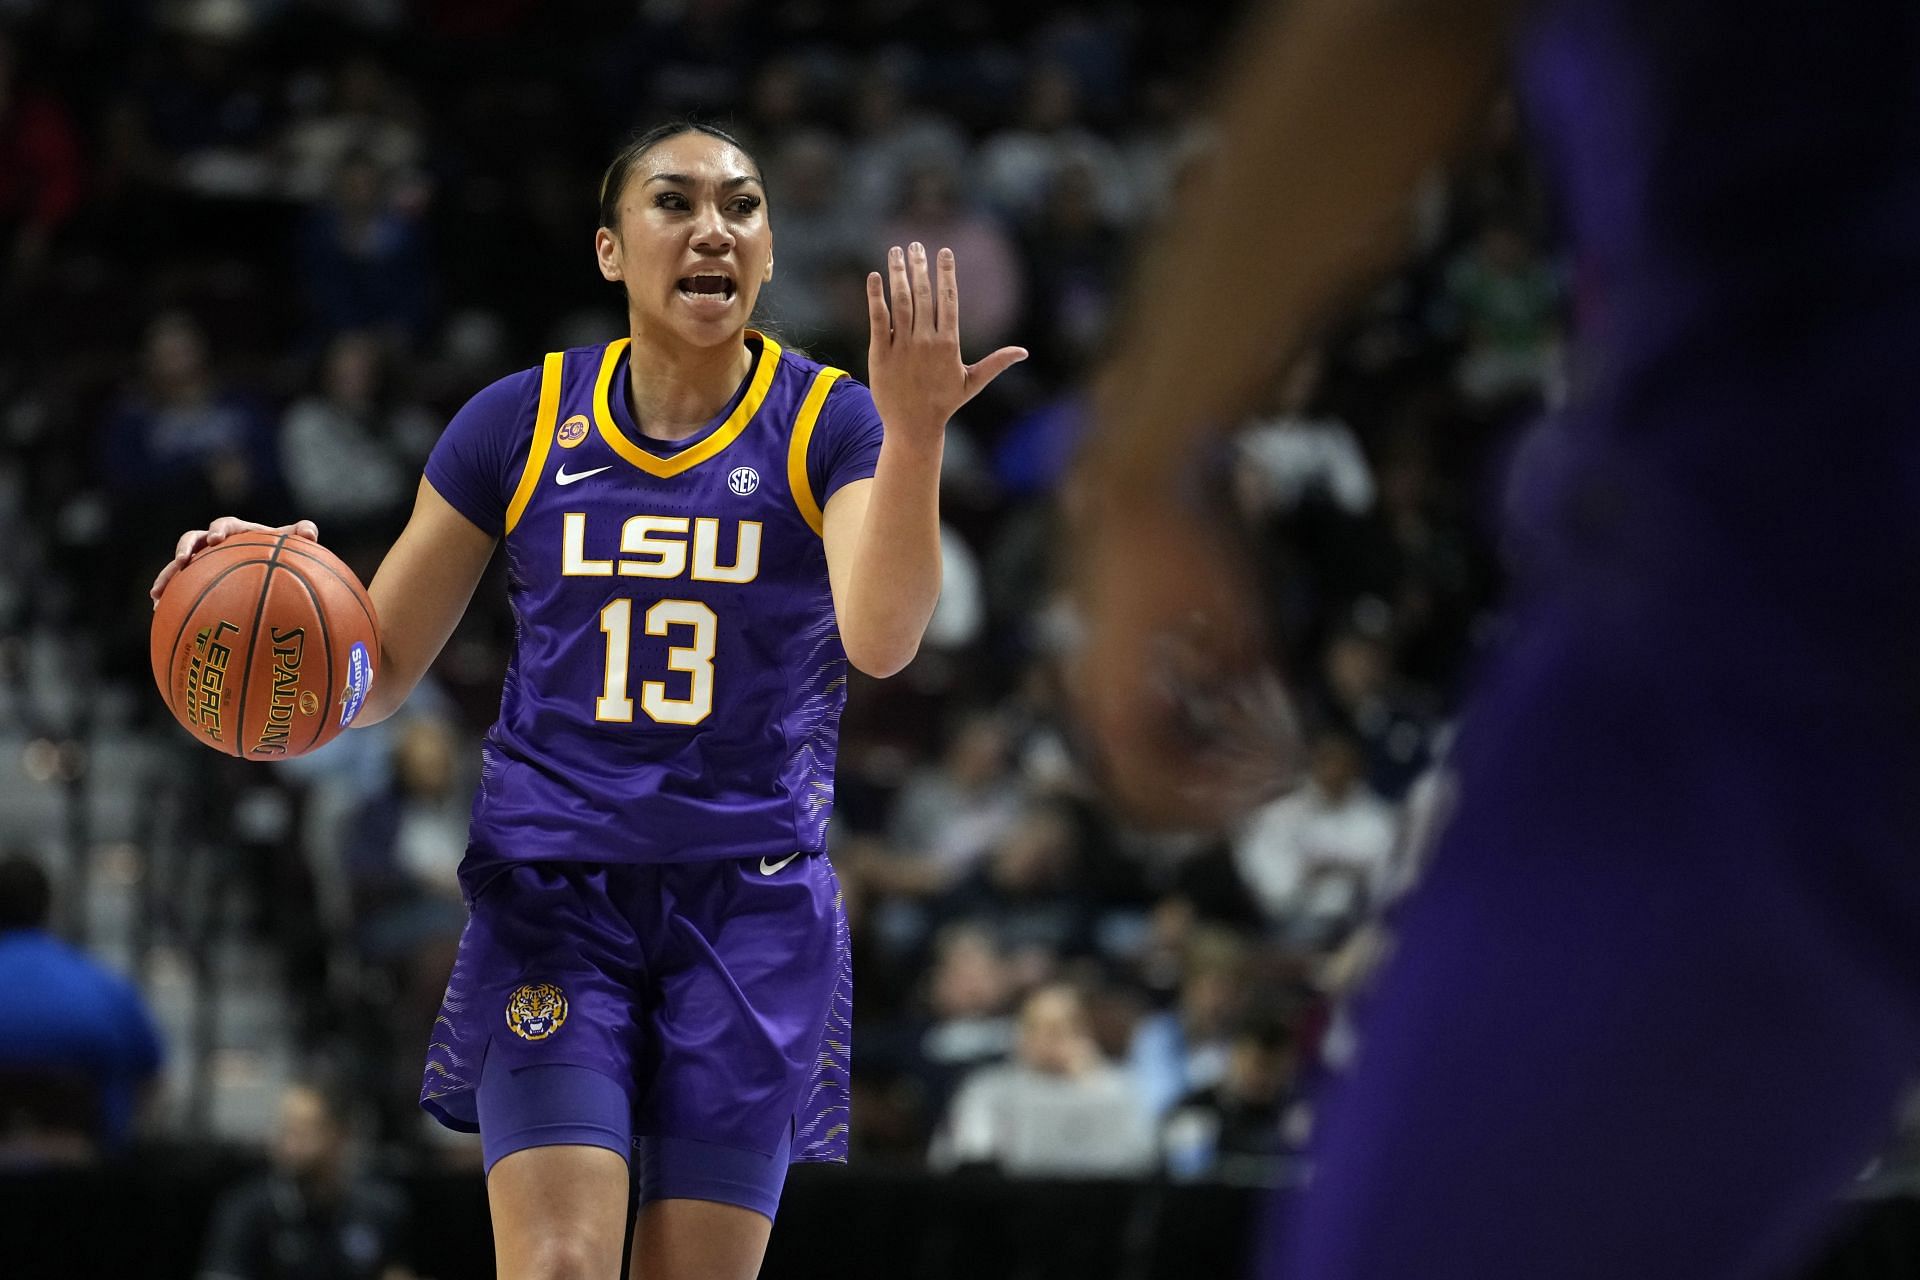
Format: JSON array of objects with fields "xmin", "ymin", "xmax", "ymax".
[{"xmin": 150, "ymin": 531, "xmax": 380, "ymax": 760}]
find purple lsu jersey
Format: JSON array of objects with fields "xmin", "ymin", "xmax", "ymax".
[{"xmin": 425, "ymin": 330, "xmax": 884, "ymax": 866}]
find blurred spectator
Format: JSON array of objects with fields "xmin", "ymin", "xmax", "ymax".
[
  {"xmin": 1439, "ymin": 219, "xmax": 1563, "ymax": 407},
  {"xmin": 198, "ymin": 1078, "xmax": 419, "ymax": 1280},
  {"xmin": 877, "ymin": 710, "xmax": 1025, "ymax": 899},
  {"xmin": 1236, "ymin": 350, "xmax": 1376, "ymax": 518},
  {"xmin": 976, "ymin": 62, "xmax": 1132, "ymax": 226},
  {"xmin": 618, "ymin": 0, "xmax": 756, "ymax": 118},
  {"xmin": 1116, "ymin": 74, "xmax": 1200, "ymax": 226},
  {"xmin": 906, "ymin": 923, "xmax": 1020, "ymax": 1119},
  {"xmin": 0, "ymin": 853, "xmax": 163, "ymax": 1165},
  {"xmin": 1232, "ymin": 730, "xmax": 1397, "ymax": 949},
  {"xmin": 743, "ymin": 55, "xmax": 813, "ymax": 148},
  {"xmin": 0, "ymin": 31, "xmax": 83, "ymax": 298},
  {"xmin": 1320, "ymin": 624, "xmax": 1440, "ymax": 799},
  {"xmin": 142, "ymin": 19, "xmax": 277, "ymax": 196},
  {"xmin": 932, "ymin": 983, "xmax": 1154, "ymax": 1176},
  {"xmin": 932, "ymin": 798, "xmax": 1095, "ymax": 968},
  {"xmin": 877, "ymin": 163, "xmax": 1023, "ymax": 350},
  {"xmin": 280, "ymin": 56, "xmax": 425, "ymax": 205},
  {"xmin": 919, "ymin": 925, "xmax": 1019, "ymax": 1074},
  {"xmin": 99, "ymin": 311, "xmax": 282, "ymax": 534},
  {"xmin": 992, "ymin": 394, "xmax": 1085, "ymax": 498},
  {"xmin": 343, "ymin": 715, "xmax": 468, "ymax": 970},
  {"xmin": 854, "ymin": 921, "xmax": 1019, "ymax": 1154},
  {"xmin": 298, "ymin": 152, "xmax": 432, "ymax": 348},
  {"xmin": 923, "ymin": 523, "xmax": 986, "ymax": 653},
  {"xmin": 1019, "ymin": 159, "xmax": 1125, "ymax": 377},
  {"xmin": 279, "ymin": 331, "xmax": 433, "ymax": 533},
  {"xmin": 756, "ymin": 129, "xmax": 875, "ymax": 348},
  {"xmin": 1160, "ymin": 1009, "xmax": 1301, "ymax": 1183},
  {"xmin": 845, "ymin": 68, "xmax": 968, "ymax": 219},
  {"xmin": 1128, "ymin": 928, "xmax": 1245, "ymax": 1118}
]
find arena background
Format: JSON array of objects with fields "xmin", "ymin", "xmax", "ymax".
[{"xmin": 2, "ymin": 1, "xmax": 1918, "ymax": 1276}]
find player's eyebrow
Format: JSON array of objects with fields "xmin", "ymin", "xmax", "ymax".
[{"xmin": 645, "ymin": 173, "xmax": 763, "ymax": 190}]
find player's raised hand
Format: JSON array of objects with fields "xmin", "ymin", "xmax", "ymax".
[
  {"xmin": 866, "ymin": 242, "xmax": 1027, "ymax": 441},
  {"xmin": 149, "ymin": 515, "xmax": 320, "ymax": 605}
]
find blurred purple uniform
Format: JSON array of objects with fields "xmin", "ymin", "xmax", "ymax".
[
  {"xmin": 416, "ymin": 330, "xmax": 878, "ymax": 1211},
  {"xmin": 1272, "ymin": 2, "xmax": 1920, "ymax": 1277}
]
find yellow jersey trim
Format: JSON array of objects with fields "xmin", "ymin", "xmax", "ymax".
[
  {"xmin": 593, "ymin": 330, "xmax": 782, "ymax": 478},
  {"xmin": 787, "ymin": 366, "xmax": 848, "ymax": 538},
  {"xmin": 504, "ymin": 350, "xmax": 566, "ymax": 536}
]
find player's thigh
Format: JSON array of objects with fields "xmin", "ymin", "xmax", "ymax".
[
  {"xmin": 628, "ymin": 1198, "xmax": 773, "ymax": 1280},
  {"xmin": 637, "ymin": 855, "xmax": 847, "ymax": 1158},
  {"xmin": 1274, "ymin": 616, "xmax": 1920, "ymax": 1279},
  {"xmin": 488, "ymin": 1143, "xmax": 631, "ymax": 1280}
]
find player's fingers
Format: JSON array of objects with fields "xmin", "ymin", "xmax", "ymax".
[
  {"xmin": 289, "ymin": 520, "xmax": 319, "ymax": 542},
  {"xmin": 887, "ymin": 245, "xmax": 913, "ymax": 334},
  {"xmin": 204, "ymin": 515, "xmax": 252, "ymax": 545},
  {"xmin": 150, "ymin": 560, "xmax": 180, "ymax": 605},
  {"xmin": 174, "ymin": 528, "xmax": 210, "ymax": 561},
  {"xmin": 936, "ymin": 246, "xmax": 958, "ymax": 336},
  {"xmin": 865, "ymin": 271, "xmax": 890, "ymax": 347},
  {"xmin": 908, "ymin": 242, "xmax": 934, "ymax": 337},
  {"xmin": 961, "ymin": 346, "xmax": 1030, "ymax": 403}
]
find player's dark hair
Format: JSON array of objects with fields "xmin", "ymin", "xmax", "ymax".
[
  {"xmin": 0, "ymin": 853, "xmax": 52, "ymax": 930},
  {"xmin": 598, "ymin": 120, "xmax": 764, "ymax": 233}
]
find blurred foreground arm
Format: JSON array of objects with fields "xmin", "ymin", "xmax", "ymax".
[{"xmin": 1071, "ymin": 0, "xmax": 1515, "ymax": 826}]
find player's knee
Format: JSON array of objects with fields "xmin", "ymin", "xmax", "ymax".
[{"xmin": 511, "ymin": 1233, "xmax": 612, "ymax": 1280}]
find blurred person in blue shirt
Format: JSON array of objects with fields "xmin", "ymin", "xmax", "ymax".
[{"xmin": 0, "ymin": 852, "xmax": 163, "ymax": 1165}]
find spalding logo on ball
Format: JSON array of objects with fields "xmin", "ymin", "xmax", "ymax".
[{"xmin": 151, "ymin": 532, "xmax": 380, "ymax": 760}]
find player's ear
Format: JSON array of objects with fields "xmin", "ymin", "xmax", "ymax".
[
  {"xmin": 595, "ymin": 226, "xmax": 623, "ymax": 283},
  {"xmin": 763, "ymin": 257, "xmax": 774, "ymax": 283}
]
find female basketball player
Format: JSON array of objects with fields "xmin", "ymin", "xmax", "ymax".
[{"xmin": 152, "ymin": 121, "xmax": 1026, "ymax": 1280}]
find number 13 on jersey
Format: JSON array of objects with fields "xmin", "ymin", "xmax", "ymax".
[{"xmin": 596, "ymin": 598, "xmax": 716, "ymax": 725}]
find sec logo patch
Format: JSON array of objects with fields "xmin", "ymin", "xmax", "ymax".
[
  {"xmin": 728, "ymin": 466, "xmax": 759, "ymax": 496},
  {"xmin": 506, "ymin": 982, "xmax": 569, "ymax": 1041},
  {"xmin": 557, "ymin": 414, "xmax": 590, "ymax": 448}
]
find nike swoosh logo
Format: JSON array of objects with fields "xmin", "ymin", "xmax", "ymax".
[
  {"xmin": 760, "ymin": 852, "xmax": 800, "ymax": 876},
  {"xmin": 555, "ymin": 465, "xmax": 612, "ymax": 486}
]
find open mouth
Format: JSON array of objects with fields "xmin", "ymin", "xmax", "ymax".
[{"xmin": 677, "ymin": 274, "xmax": 736, "ymax": 302}]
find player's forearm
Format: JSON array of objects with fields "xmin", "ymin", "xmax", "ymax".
[
  {"xmin": 1091, "ymin": 0, "xmax": 1513, "ymax": 498},
  {"xmin": 841, "ymin": 433, "xmax": 944, "ymax": 678},
  {"xmin": 352, "ymin": 602, "xmax": 443, "ymax": 727},
  {"xmin": 353, "ymin": 480, "xmax": 497, "ymax": 727}
]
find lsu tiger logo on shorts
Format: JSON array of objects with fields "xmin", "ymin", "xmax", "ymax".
[{"xmin": 506, "ymin": 982, "xmax": 569, "ymax": 1041}]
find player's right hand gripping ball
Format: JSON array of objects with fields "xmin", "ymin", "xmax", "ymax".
[{"xmin": 150, "ymin": 531, "xmax": 379, "ymax": 759}]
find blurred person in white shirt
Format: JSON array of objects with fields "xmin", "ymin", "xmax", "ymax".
[
  {"xmin": 1233, "ymin": 730, "xmax": 1397, "ymax": 949},
  {"xmin": 1235, "ymin": 349, "xmax": 1375, "ymax": 519},
  {"xmin": 932, "ymin": 983, "xmax": 1154, "ymax": 1177}
]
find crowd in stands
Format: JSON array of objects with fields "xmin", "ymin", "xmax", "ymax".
[{"xmin": 0, "ymin": 0, "xmax": 1561, "ymax": 1192}]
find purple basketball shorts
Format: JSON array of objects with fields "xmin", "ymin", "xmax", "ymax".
[{"xmin": 420, "ymin": 853, "xmax": 852, "ymax": 1219}]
